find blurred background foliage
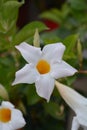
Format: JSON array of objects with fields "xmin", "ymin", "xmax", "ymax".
[{"xmin": 0, "ymin": 0, "xmax": 87, "ymax": 130}]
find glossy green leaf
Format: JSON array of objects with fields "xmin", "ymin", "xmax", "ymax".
[
  {"xmin": 65, "ymin": 76, "xmax": 77, "ymax": 86},
  {"xmin": 12, "ymin": 21, "xmax": 48, "ymax": 45},
  {"xmin": 41, "ymin": 32, "xmax": 61, "ymax": 44},
  {"xmin": 0, "ymin": 0, "xmax": 24, "ymax": 32},
  {"xmin": 63, "ymin": 34, "xmax": 78, "ymax": 59},
  {"xmin": 40, "ymin": 8, "xmax": 62, "ymax": 24}
]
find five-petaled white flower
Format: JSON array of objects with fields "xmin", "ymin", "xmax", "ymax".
[
  {"xmin": 12, "ymin": 42, "xmax": 77, "ymax": 101},
  {"xmin": 55, "ymin": 81, "xmax": 87, "ymax": 130},
  {"xmin": 0, "ymin": 101, "xmax": 26, "ymax": 130}
]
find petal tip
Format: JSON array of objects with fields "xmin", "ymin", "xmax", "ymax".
[{"xmin": 12, "ymin": 79, "xmax": 17, "ymax": 86}]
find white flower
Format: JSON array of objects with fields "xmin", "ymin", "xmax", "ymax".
[
  {"xmin": 12, "ymin": 42, "xmax": 77, "ymax": 101},
  {"xmin": 55, "ymin": 81, "xmax": 87, "ymax": 130},
  {"xmin": 0, "ymin": 101, "xmax": 26, "ymax": 130}
]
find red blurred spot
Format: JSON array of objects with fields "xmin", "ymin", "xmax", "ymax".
[{"xmin": 43, "ymin": 19, "xmax": 59, "ymax": 31}]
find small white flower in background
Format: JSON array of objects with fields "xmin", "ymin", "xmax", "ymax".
[
  {"xmin": 12, "ymin": 42, "xmax": 77, "ymax": 101},
  {"xmin": 55, "ymin": 81, "xmax": 87, "ymax": 130},
  {"xmin": 0, "ymin": 101, "xmax": 26, "ymax": 130}
]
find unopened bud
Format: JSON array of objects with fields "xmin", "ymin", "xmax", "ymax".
[{"xmin": 33, "ymin": 28, "xmax": 40, "ymax": 47}]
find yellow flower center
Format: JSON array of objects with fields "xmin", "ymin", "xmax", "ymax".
[
  {"xmin": 36, "ymin": 60, "xmax": 50, "ymax": 74},
  {"xmin": 0, "ymin": 108, "xmax": 11, "ymax": 123}
]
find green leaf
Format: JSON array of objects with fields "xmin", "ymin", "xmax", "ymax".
[
  {"xmin": 40, "ymin": 9, "xmax": 62, "ymax": 24},
  {"xmin": 0, "ymin": 0, "xmax": 24, "ymax": 32},
  {"xmin": 0, "ymin": 21, "xmax": 6, "ymax": 33},
  {"xmin": 0, "ymin": 55, "xmax": 15, "ymax": 87},
  {"xmin": 41, "ymin": 32, "xmax": 61, "ymax": 44},
  {"xmin": 63, "ymin": 34, "xmax": 78, "ymax": 59},
  {"xmin": 0, "ymin": 36, "xmax": 10, "ymax": 50},
  {"xmin": 69, "ymin": 0, "xmax": 87, "ymax": 10},
  {"xmin": 26, "ymin": 84, "xmax": 41, "ymax": 105},
  {"xmin": 65, "ymin": 76, "xmax": 77, "ymax": 86},
  {"xmin": 44, "ymin": 102, "xmax": 64, "ymax": 120},
  {"xmin": 12, "ymin": 21, "xmax": 48, "ymax": 45}
]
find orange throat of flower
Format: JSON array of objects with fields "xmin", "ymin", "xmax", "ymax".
[
  {"xmin": 36, "ymin": 59, "xmax": 50, "ymax": 74},
  {"xmin": 0, "ymin": 108, "xmax": 11, "ymax": 123}
]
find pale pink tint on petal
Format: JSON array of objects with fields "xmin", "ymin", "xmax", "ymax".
[
  {"xmin": 55, "ymin": 81, "xmax": 86, "ymax": 112},
  {"xmin": 55, "ymin": 81, "xmax": 87, "ymax": 128}
]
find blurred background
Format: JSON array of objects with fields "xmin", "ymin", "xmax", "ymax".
[{"xmin": 17, "ymin": 0, "xmax": 65, "ymax": 28}]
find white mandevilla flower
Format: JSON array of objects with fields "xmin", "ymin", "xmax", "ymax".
[
  {"xmin": 0, "ymin": 101, "xmax": 26, "ymax": 130},
  {"xmin": 55, "ymin": 81, "xmax": 87, "ymax": 130},
  {"xmin": 12, "ymin": 42, "xmax": 77, "ymax": 101}
]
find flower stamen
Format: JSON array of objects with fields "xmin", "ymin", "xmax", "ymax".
[
  {"xmin": 36, "ymin": 59, "xmax": 50, "ymax": 74},
  {"xmin": 0, "ymin": 108, "xmax": 11, "ymax": 123}
]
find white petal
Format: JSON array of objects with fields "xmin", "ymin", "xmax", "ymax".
[
  {"xmin": 16, "ymin": 42, "xmax": 41, "ymax": 64},
  {"xmin": 12, "ymin": 64, "xmax": 39, "ymax": 85},
  {"xmin": 77, "ymin": 112, "xmax": 87, "ymax": 127},
  {"xmin": 1, "ymin": 101, "xmax": 14, "ymax": 108},
  {"xmin": 77, "ymin": 114, "xmax": 87, "ymax": 127},
  {"xmin": 35, "ymin": 74, "xmax": 55, "ymax": 102},
  {"xmin": 71, "ymin": 117, "xmax": 80, "ymax": 130},
  {"xmin": 55, "ymin": 81, "xmax": 87, "ymax": 112},
  {"xmin": 2, "ymin": 122, "xmax": 17, "ymax": 130},
  {"xmin": 55, "ymin": 81, "xmax": 87, "ymax": 128},
  {"xmin": 10, "ymin": 109, "xmax": 26, "ymax": 129},
  {"xmin": 2, "ymin": 123, "xmax": 12, "ymax": 130},
  {"xmin": 84, "ymin": 127, "xmax": 87, "ymax": 130},
  {"xmin": 42, "ymin": 43, "xmax": 65, "ymax": 63},
  {"xmin": 0, "ymin": 123, "xmax": 2, "ymax": 130},
  {"xmin": 51, "ymin": 61, "xmax": 77, "ymax": 79}
]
